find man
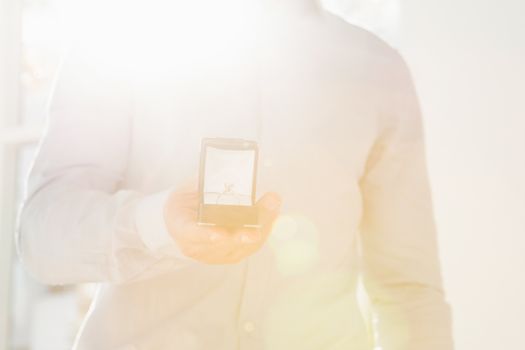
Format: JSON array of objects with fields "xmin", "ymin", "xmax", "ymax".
[{"xmin": 17, "ymin": 0, "xmax": 454, "ymax": 349}]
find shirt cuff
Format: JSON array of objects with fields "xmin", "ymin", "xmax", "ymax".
[{"xmin": 135, "ymin": 188, "xmax": 194, "ymax": 261}]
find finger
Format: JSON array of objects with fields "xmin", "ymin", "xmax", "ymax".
[
  {"xmin": 182, "ymin": 228, "xmax": 264, "ymax": 264},
  {"xmin": 227, "ymin": 236, "xmax": 268, "ymax": 262},
  {"xmin": 170, "ymin": 191, "xmax": 199, "ymax": 209},
  {"xmin": 231, "ymin": 227, "xmax": 264, "ymax": 246},
  {"xmin": 183, "ymin": 227, "xmax": 261, "ymax": 257},
  {"xmin": 255, "ymin": 192, "xmax": 282, "ymax": 226},
  {"xmin": 188, "ymin": 230, "xmax": 240, "ymax": 248},
  {"xmin": 255, "ymin": 192, "xmax": 282, "ymax": 211},
  {"xmin": 178, "ymin": 223, "xmax": 237, "ymax": 245},
  {"xmin": 231, "ymin": 192, "xmax": 281, "ymax": 243},
  {"xmin": 177, "ymin": 177, "xmax": 199, "ymax": 193},
  {"xmin": 186, "ymin": 243, "xmax": 245, "ymax": 265},
  {"xmin": 228, "ymin": 193, "xmax": 282, "ymax": 246},
  {"xmin": 216, "ymin": 243, "xmax": 256, "ymax": 264}
]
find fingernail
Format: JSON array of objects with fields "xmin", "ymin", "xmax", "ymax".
[{"xmin": 265, "ymin": 196, "xmax": 281, "ymax": 211}]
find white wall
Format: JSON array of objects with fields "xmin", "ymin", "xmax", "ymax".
[
  {"xmin": 0, "ymin": 0, "xmax": 22, "ymax": 348},
  {"xmin": 397, "ymin": 0, "xmax": 525, "ymax": 349}
]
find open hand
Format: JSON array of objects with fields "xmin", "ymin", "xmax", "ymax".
[{"xmin": 164, "ymin": 185, "xmax": 281, "ymax": 264}]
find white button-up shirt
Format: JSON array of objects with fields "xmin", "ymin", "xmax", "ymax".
[{"xmin": 16, "ymin": 7, "xmax": 454, "ymax": 350}]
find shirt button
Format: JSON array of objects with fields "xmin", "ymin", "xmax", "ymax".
[{"xmin": 243, "ymin": 321, "xmax": 256, "ymax": 333}]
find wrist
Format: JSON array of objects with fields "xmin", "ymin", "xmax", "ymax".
[{"xmin": 135, "ymin": 188, "xmax": 192, "ymax": 260}]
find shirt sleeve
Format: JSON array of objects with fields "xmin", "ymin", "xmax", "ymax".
[
  {"xmin": 358, "ymin": 50, "xmax": 455, "ymax": 349},
  {"xmin": 16, "ymin": 47, "xmax": 196, "ymax": 286}
]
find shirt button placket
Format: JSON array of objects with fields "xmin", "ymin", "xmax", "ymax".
[{"xmin": 237, "ymin": 247, "xmax": 271, "ymax": 350}]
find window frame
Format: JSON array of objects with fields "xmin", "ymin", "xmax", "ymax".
[{"xmin": 0, "ymin": 0, "xmax": 39, "ymax": 349}]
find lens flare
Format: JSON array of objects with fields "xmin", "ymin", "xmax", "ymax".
[{"xmin": 269, "ymin": 214, "xmax": 320, "ymax": 276}]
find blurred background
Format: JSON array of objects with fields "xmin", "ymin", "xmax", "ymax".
[{"xmin": 0, "ymin": 0, "xmax": 523, "ymax": 349}]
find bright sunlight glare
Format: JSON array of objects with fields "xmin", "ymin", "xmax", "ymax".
[{"xmin": 57, "ymin": 0, "xmax": 265, "ymax": 76}]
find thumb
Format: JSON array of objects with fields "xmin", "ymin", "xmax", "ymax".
[{"xmin": 256, "ymin": 192, "xmax": 282, "ymax": 213}]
